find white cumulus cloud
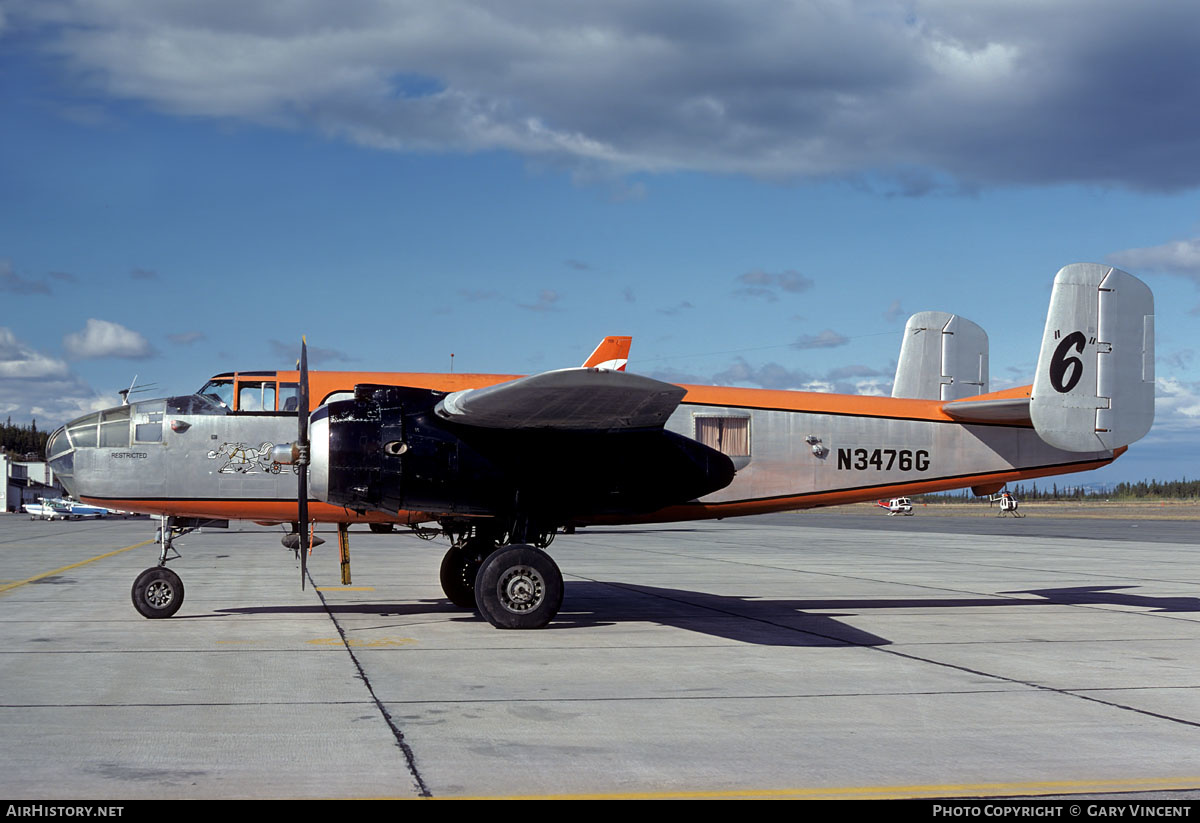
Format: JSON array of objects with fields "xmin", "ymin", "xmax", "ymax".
[
  {"xmin": 1109, "ymin": 239, "xmax": 1200, "ymax": 282},
  {"xmin": 0, "ymin": 328, "xmax": 111, "ymax": 425},
  {"xmin": 0, "ymin": 328, "xmax": 69, "ymax": 378},
  {"xmin": 63, "ymin": 319, "xmax": 154, "ymax": 360}
]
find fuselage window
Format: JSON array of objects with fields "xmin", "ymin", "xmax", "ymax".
[
  {"xmin": 99, "ymin": 406, "xmax": 131, "ymax": 448},
  {"xmin": 133, "ymin": 401, "xmax": 165, "ymax": 443},
  {"xmin": 694, "ymin": 415, "xmax": 751, "ymax": 457}
]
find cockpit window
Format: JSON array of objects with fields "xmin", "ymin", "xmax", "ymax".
[
  {"xmin": 197, "ymin": 379, "xmax": 233, "ymax": 409},
  {"xmin": 166, "ymin": 394, "xmax": 228, "ymax": 415},
  {"xmin": 279, "ymin": 382, "xmax": 299, "ymax": 413},
  {"xmin": 238, "ymin": 381, "xmax": 277, "ymax": 412}
]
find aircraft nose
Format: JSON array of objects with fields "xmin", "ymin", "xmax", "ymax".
[{"xmin": 45, "ymin": 424, "xmax": 78, "ymax": 497}]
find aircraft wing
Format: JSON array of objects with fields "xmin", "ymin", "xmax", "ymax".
[{"xmin": 434, "ymin": 368, "xmax": 686, "ymax": 430}]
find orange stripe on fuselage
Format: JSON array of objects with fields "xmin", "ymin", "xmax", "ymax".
[
  {"xmin": 78, "ymin": 498, "xmax": 441, "ymax": 526},
  {"xmin": 674, "ymin": 382, "xmax": 1033, "ymax": 423},
  {"xmin": 581, "ymin": 450, "xmax": 1121, "ymax": 525},
  {"xmin": 272, "ymin": 368, "xmax": 1032, "ymax": 423}
]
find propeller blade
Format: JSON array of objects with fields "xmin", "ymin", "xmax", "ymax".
[{"xmin": 298, "ymin": 337, "xmax": 309, "ymax": 589}]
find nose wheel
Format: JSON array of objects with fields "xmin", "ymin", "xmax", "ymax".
[{"xmin": 131, "ymin": 567, "xmax": 185, "ymax": 618}]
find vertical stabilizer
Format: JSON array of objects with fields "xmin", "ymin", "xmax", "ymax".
[
  {"xmin": 1030, "ymin": 264, "xmax": 1154, "ymax": 451},
  {"xmin": 892, "ymin": 312, "xmax": 988, "ymax": 401},
  {"xmin": 583, "ymin": 336, "xmax": 632, "ymax": 371}
]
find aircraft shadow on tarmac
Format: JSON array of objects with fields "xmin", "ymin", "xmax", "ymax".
[
  {"xmin": 1002, "ymin": 585, "xmax": 1200, "ymax": 613},
  {"xmin": 211, "ymin": 580, "xmax": 1200, "ymax": 645},
  {"xmin": 213, "ymin": 583, "xmax": 888, "ymax": 646}
]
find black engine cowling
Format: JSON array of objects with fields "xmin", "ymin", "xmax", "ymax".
[{"xmin": 309, "ymin": 384, "xmax": 735, "ymax": 521}]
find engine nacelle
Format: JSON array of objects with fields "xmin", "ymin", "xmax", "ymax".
[{"xmin": 309, "ymin": 384, "xmax": 735, "ymax": 521}]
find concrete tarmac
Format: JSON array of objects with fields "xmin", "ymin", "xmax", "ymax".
[{"xmin": 1, "ymin": 511, "xmax": 1198, "ymax": 799}]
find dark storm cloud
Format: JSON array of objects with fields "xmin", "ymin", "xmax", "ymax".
[{"xmin": 13, "ymin": 2, "xmax": 1200, "ymax": 190}]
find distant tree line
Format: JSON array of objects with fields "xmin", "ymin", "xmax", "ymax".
[
  {"xmin": 0, "ymin": 418, "xmax": 48, "ymax": 460},
  {"xmin": 917, "ymin": 478, "xmax": 1200, "ymax": 503}
]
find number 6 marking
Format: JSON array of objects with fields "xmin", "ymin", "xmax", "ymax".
[{"xmin": 1049, "ymin": 331, "xmax": 1086, "ymax": 393}]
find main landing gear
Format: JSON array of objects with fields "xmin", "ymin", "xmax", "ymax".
[{"xmin": 439, "ymin": 525, "xmax": 565, "ymax": 629}]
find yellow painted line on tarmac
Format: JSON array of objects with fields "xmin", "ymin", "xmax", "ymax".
[
  {"xmin": 315, "ymin": 586, "xmax": 375, "ymax": 591},
  {"xmin": 0, "ymin": 539, "xmax": 155, "ymax": 596},
  {"xmin": 433, "ymin": 775, "xmax": 1200, "ymax": 800}
]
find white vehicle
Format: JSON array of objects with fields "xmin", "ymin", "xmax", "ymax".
[{"xmin": 877, "ymin": 497, "xmax": 914, "ymax": 516}]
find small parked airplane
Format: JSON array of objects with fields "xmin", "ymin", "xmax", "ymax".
[
  {"xmin": 47, "ymin": 264, "xmax": 1153, "ymax": 629},
  {"xmin": 22, "ymin": 497, "xmax": 111, "ymax": 520}
]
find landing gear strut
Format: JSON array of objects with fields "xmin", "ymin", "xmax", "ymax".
[
  {"xmin": 131, "ymin": 515, "xmax": 191, "ymax": 618},
  {"xmin": 131, "ymin": 515, "xmax": 225, "ymax": 619}
]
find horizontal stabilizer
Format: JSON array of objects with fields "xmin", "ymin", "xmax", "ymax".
[
  {"xmin": 942, "ymin": 397, "xmax": 1032, "ymax": 425},
  {"xmin": 435, "ymin": 368, "xmax": 686, "ymax": 430},
  {"xmin": 1030, "ymin": 264, "xmax": 1154, "ymax": 451},
  {"xmin": 892, "ymin": 312, "xmax": 988, "ymax": 401}
]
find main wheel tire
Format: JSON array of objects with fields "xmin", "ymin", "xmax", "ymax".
[
  {"xmin": 131, "ymin": 567, "xmax": 184, "ymax": 619},
  {"xmin": 368, "ymin": 523, "xmax": 394, "ymax": 534},
  {"xmin": 439, "ymin": 539, "xmax": 491, "ymax": 608},
  {"xmin": 474, "ymin": 545, "xmax": 563, "ymax": 629}
]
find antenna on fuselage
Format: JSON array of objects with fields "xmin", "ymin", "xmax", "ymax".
[{"xmin": 118, "ymin": 374, "xmax": 158, "ymax": 405}]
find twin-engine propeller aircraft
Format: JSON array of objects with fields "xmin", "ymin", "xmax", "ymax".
[{"xmin": 48, "ymin": 264, "xmax": 1154, "ymax": 629}]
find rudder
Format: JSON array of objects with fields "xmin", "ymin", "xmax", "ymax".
[
  {"xmin": 1030, "ymin": 264, "xmax": 1154, "ymax": 451},
  {"xmin": 892, "ymin": 311, "xmax": 988, "ymax": 401}
]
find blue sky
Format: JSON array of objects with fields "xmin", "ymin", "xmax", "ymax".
[{"xmin": 2, "ymin": 1, "xmax": 1199, "ymax": 485}]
